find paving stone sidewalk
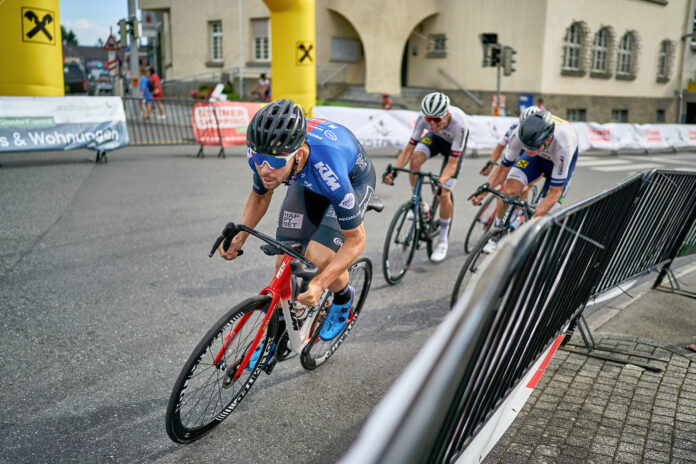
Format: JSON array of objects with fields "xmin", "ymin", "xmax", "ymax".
[{"xmin": 483, "ymin": 335, "xmax": 696, "ymax": 464}]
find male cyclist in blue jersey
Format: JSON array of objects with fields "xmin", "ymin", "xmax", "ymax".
[{"xmin": 218, "ymin": 99, "xmax": 376, "ymax": 342}]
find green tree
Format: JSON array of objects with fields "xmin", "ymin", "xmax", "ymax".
[{"xmin": 61, "ymin": 25, "xmax": 79, "ymax": 46}]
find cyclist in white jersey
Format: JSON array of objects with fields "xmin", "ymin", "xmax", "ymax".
[
  {"xmin": 472, "ymin": 111, "xmax": 579, "ymax": 252},
  {"xmin": 383, "ymin": 92, "xmax": 469, "ymax": 262},
  {"xmin": 480, "ymin": 106, "xmax": 540, "ymax": 176}
]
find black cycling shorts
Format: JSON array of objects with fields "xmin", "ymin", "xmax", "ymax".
[{"xmin": 275, "ymin": 164, "xmax": 376, "ymax": 252}]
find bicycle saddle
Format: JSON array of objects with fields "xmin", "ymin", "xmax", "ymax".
[
  {"xmin": 367, "ymin": 197, "xmax": 384, "ymax": 213},
  {"xmin": 260, "ymin": 241, "xmax": 305, "ymax": 256}
]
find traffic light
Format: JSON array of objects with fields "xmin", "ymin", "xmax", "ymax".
[
  {"xmin": 132, "ymin": 19, "xmax": 140, "ymax": 39},
  {"xmin": 119, "ymin": 19, "xmax": 128, "ymax": 47},
  {"xmin": 479, "ymin": 33, "xmax": 499, "ymax": 67},
  {"xmin": 490, "ymin": 45, "xmax": 501, "ymax": 67},
  {"xmin": 503, "ymin": 46, "xmax": 517, "ymax": 75}
]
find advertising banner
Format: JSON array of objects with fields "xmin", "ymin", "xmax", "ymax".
[
  {"xmin": 314, "ymin": 106, "xmax": 696, "ymax": 153},
  {"xmin": 0, "ymin": 96, "xmax": 129, "ymax": 152},
  {"xmin": 192, "ymin": 101, "xmax": 263, "ymax": 146}
]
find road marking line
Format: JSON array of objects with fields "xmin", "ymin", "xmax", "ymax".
[
  {"xmin": 593, "ymin": 163, "xmax": 661, "ymax": 172},
  {"xmin": 577, "ymin": 159, "xmax": 630, "ymax": 167}
]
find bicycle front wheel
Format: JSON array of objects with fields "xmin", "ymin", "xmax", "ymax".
[
  {"xmin": 165, "ymin": 295, "xmax": 274, "ymax": 443},
  {"xmin": 301, "ymin": 258, "xmax": 372, "ymax": 370},
  {"xmin": 465, "ymin": 195, "xmax": 497, "ymax": 253},
  {"xmin": 382, "ymin": 202, "xmax": 418, "ymax": 285},
  {"xmin": 450, "ymin": 230, "xmax": 499, "ymax": 307}
]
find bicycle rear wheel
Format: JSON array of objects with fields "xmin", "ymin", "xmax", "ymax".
[
  {"xmin": 465, "ymin": 195, "xmax": 497, "ymax": 253},
  {"xmin": 301, "ymin": 258, "xmax": 372, "ymax": 370},
  {"xmin": 450, "ymin": 230, "xmax": 499, "ymax": 307},
  {"xmin": 382, "ymin": 202, "xmax": 418, "ymax": 285},
  {"xmin": 426, "ymin": 191, "xmax": 454, "ymax": 258},
  {"xmin": 165, "ymin": 295, "xmax": 274, "ymax": 443}
]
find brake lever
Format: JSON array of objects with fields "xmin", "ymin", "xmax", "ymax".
[{"xmin": 209, "ymin": 222, "xmax": 244, "ymax": 258}]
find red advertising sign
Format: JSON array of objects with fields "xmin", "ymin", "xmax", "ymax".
[{"xmin": 191, "ymin": 102, "xmax": 263, "ymax": 146}]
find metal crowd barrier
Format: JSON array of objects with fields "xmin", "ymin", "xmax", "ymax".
[
  {"xmin": 343, "ymin": 168, "xmax": 696, "ymax": 464},
  {"xmin": 122, "ymin": 97, "xmax": 197, "ymax": 146}
]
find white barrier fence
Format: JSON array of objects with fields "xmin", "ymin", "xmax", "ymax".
[{"xmin": 313, "ymin": 106, "xmax": 696, "ymax": 153}]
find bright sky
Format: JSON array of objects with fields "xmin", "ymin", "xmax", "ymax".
[{"xmin": 59, "ymin": 0, "xmax": 132, "ymax": 46}]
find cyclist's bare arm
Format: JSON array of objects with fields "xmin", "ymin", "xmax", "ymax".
[
  {"xmin": 384, "ymin": 144, "xmax": 416, "ymax": 184},
  {"xmin": 219, "ymin": 189, "xmax": 273, "ymax": 260},
  {"xmin": 481, "ymin": 143, "xmax": 504, "ymax": 175},
  {"xmin": 531, "ymin": 185, "xmax": 562, "ymax": 219},
  {"xmin": 298, "ymin": 224, "xmax": 365, "ymax": 307},
  {"xmin": 471, "ymin": 164, "xmax": 509, "ymax": 205}
]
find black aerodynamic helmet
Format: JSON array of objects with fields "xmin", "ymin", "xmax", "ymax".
[
  {"xmin": 247, "ymin": 99, "xmax": 307, "ymax": 154},
  {"xmin": 518, "ymin": 111, "xmax": 555, "ymax": 150}
]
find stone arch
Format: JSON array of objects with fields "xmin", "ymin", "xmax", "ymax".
[
  {"xmin": 323, "ymin": 10, "xmax": 365, "ymax": 86},
  {"xmin": 327, "ymin": 0, "xmax": 440, "ymax": 94}
]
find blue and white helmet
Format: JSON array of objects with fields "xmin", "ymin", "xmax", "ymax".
[
  {"xmin": 421, "ymin": 92, "xmax": 450, "ymax": 117},
  {"xmin": 519, "ymin": 105, "xmax": 540, "ymax": 122}
]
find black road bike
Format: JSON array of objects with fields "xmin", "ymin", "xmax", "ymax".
[
  {"xmin": 381, "ymin": 165, "xmax": 454, "ymax": 285},
  {"xmin": 465, "ymin": 177, "xmax": 543, "ymax": 253},
  {"xmin": 450, "ymin": 183, "xmax": 535, "ymax": 307}
]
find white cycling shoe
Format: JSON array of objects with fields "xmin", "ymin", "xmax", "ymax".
[
  {"xmin": 430, "ymin": 241, "xmax": 448, "ymax": 262},
  {"xmin": 482, "ymin": 239, "xmax": 498, "ymax": 254}
]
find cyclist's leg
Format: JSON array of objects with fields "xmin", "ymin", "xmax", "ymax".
[
  {"xmin": 437, "ymin": 138, "xmax": 462, "ymax": 221},
  {"xmin": 410, "ymin": 132, "xmax": 436, "ymax": 188},
  {"xmin": 499, "ymin": 154, "xmax": 543, "ymax": 220}
]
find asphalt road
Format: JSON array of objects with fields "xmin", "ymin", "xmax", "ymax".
[{"xmin": 1, "ymin": 145, "xmax": 694, "ymax": 464}]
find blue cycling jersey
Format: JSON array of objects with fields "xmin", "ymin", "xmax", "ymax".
[{"xmin": 248, "ymin": 118, "xmax": 373, "ymax": 230}]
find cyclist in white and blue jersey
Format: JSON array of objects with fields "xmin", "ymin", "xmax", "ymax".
[
  {"xmin": 218, "ymin": 99, "xmax": 376, "ymax": 341},
  {"xmin": 472, "ymin": 111, "xmax": 579, "ymax": 253}
]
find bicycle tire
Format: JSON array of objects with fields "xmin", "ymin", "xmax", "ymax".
[
  {"xmin": 450, "ymin": 230, "xmax": 499, "ymax": 307},
  {"xmin": 464, "ymin": 195, "xmax": 497, "ymax": 254},
  {"xmin": 529, "ymin": 184, "xmax": 539, "ymax": 206},
  {"xmin": 301, "ymin": 258, "xmax": 372, "ymax": 370},
  {"xmin": 165, "ymin": 295, "xmax": 275, "ymax": 443},
  {"xmin": 382, "ymin": 202, "xmax": 418, "ymax": 285},
  {"xmin": 426, "ymin": 191, "xmax": 455, "ymax": 258}
]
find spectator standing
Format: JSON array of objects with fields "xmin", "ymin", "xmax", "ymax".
[
  {"xmin": 381, "ymin": 93, "xmax": 393, "ymax": 110},
  {"xmin": 148, "ymin": 66, "xmax": 166, "ymax": 119},
  {"xmin": 138, "ymin": 66, "xmax": 153, "ymax": 120},
  {"xmin": 536, "ymin": 98, "xmax": 546, "ymax": 111},
  {"xmin": 251, "ymin": 73, "xmax": 271, "ymax": 101}
]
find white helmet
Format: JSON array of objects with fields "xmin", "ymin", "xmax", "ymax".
[
  {"xmin": 421, "ymin": 92, "xmax": 450, "ymax": 117},
  {"xmin": 519, "ymin": 105, "xmax": 540, "ymax": 122}
]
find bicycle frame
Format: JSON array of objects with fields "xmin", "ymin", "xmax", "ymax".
[{"xmin": 213, "ymin": 253, "xmax": 326, "ymax": 381}]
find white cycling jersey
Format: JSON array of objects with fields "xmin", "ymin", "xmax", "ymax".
[
  {"xmin": 503, "ymin": 115, "xmax": 579, "ymax": 183},
  {"xmin": 409, "ymin": 106, "xmax": 469, "ymax": 155},
  {"xmin": 500, "ymin": 121, "xmax": 519, "ymax": 147}
]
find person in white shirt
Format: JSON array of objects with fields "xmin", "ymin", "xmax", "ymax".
[{"xmin": 383, "ymin": 92, "xmax": 469, "ymax": 262}]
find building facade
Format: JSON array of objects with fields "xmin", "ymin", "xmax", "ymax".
[{"xmin": 140, "ymin": 0, "xmax": 695, "ymax": 123}]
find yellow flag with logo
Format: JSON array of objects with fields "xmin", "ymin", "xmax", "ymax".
[{"xmin": 0, "ymin": 0, "xmax": 64, "ymax": 96}]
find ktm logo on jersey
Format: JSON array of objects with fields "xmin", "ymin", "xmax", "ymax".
[{"xmin": 314, "ymin": 161, "xmax": 341, "ymax": 191}]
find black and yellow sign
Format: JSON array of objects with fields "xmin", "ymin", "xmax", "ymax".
[
  {"xmin": 22, "ymin": 7, "xmax": 56, "ymax": 45},
  {"xmin": 296, "ymin": 41, "xmax": 314, "ymax": 66}
]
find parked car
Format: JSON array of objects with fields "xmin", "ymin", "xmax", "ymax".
[
  {"xmin": 63, "ymin": 62, "xmax": 87, "ymax": 95},
  {"xmin": 88, "ymin": 68, "xmax": 114, "ymax": 95}
]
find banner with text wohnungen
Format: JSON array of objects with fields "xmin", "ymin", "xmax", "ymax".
[
  {"xmin": 0, "ymin": 97, "xmax": 129, "ymax": 153},
  {"xmin": 192, "ymin": 102, "xmax": 263, "ymax": 146}
]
